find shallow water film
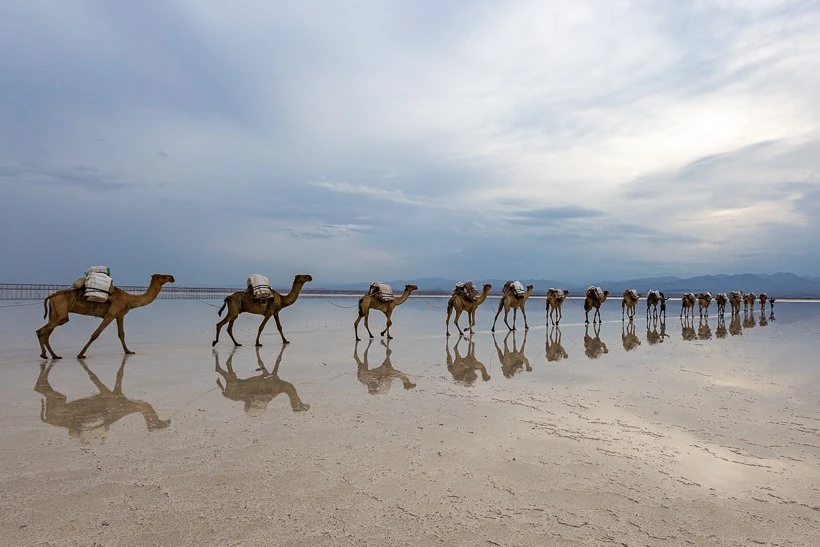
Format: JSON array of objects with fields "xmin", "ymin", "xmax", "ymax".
[{"xmin": 1, "ymin": 297, "xmax": 819, "ymax": 545}]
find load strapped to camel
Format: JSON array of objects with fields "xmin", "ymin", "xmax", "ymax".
[
  {"xmin": 647, "ymin": 289, "xmax": 660, "ymax": 299},
  {"xmin": 698, "ymin": 291, "xmax": 712, "ymax": 302},
  {"xmin": 627, "ymin": 288, "xmax": 639, "ymax": 301},
  {"xmin": 368, "ymin": 282, "xmax": 395, "ymax": 303},
  {"xmin": 585, "ymin": 286, "xmax": 605, "ymax": 300},
  {"xmin": 247, "ymin": 274, "xmax": 273, "ymax": 301},
  {"xmin": 72, "ymin": 265, "xmax": 113, "ymax": 303},
  {"xmin": 453, "ymin": 281, "xmax": 479, "ymax": 302},
  {"xmin": 504, "ymin": 280, "xmax": 527, "ymax": 298}
]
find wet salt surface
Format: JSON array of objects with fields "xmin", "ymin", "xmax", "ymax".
[{"xmin": 1, "ymin": 297, "xmax": 819, "ymax": 545}]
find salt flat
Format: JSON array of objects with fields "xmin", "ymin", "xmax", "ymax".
[{"xmin": 1, "ymin": 296, "xmax": 819, "ymax": 545}]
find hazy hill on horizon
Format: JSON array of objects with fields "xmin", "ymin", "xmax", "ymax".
[{"xmin": 314, "ymin": 272, "xmax": 820, "ymax": 298}]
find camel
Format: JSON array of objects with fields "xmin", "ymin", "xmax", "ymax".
[
  {"xmin": 758, "ymin": 293, "xmax": 769, "ymax": 310},
  {"xmin": 583, "ymin": 286, "xmax": 609, "ymax": 324},
  {"xmin": 645, "ymin": 290, "xmax": 668, "ymax": 320},
  {"xmin": 715, "ymin": 293, "xmax": 728, "ymax": 316},
  {"xmin": 729, "ymin": 291, "xmax": 743, "ymax": 315},
  {"xmin": 213, "ymin": 273, "xmax": 312, "ymax": 347},
  {"xmin": 494, "ymin": 330, "xmax": 531, "ymax": 378},
  {"xmin": 583, "ymin": 322, "xmax": 608, "ymax": 359},
  {"xmin": 743, "ymin": 292, "xmax": 757, "ymax": 313},
  {"xmin": 697, "ymin": 292, "xmax": 713, "ymax": 319},
  {"xmin": 680, "ymin": 316, "xmax": 697, "ymax": 341},
  {"xmin": 546, "ymin": 288, "xmax": 570, "ymax": 325},
  {"xmin": 446, "ymin": 335, "xmax": 490, "ymax": 386},
  {"xmin": 621, "ymin": 319, "xmax": 641, "ymax": 351},
  {"xmin": 214, "ymin": 347, "xmax": 309, "ymax": 415},
  {"xmin": 446, "ymin": 283, "xmax": 492, "ymax": 336},
  {"xmin": 491, "ymin": 282, "xmax": 534, "ymax": 332},
  {"xmin": 698, "ymin": 317, "xmax": 712, "ymax": 340},
  {"xmin": 546, "ymin": 325, "xmax": 569, "ymax": 362},
  {"xmin": 354, "ymin": 284, "xmax": 418, "ymax": 341},
  {"xmin": 621, "ymin": 289, "xmax": 640, "ymax": 321},
  {"xmin": 743, "ymin": 309, "xmax": 756, "ymax": 330},
  {"xmin": 354, "ymin": 339, "xmax": 416, "ymax": 394},
  {"xmin": 36, "ymin": 273, "xmax": 175, "ymax": 360},
  {"xmin": 645, "ymin": 316, "xmax": 669, "ymax": 345},
  {"xmin": 729, "ymin": 314, "xmax": 743, "ymax": 336},
  {"xmin": 680, "ymin": 292, "xmax": 696, "ymax": 319},
  {"xmin": 34, "ymin": 355, "xmax": 170, "ymax": 443},
  {"xmin": 715, "ymin": 315, "xmax": 728, "ymax": 339}
]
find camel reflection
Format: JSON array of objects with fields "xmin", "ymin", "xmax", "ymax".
[
  {"xmin": 215, "ymin": 346, "xmax": 309, "ymax": 415},
  {"xmin": 759, "ymin": 310, "xmax": 768, "ymax": 327},
  {"xmin": 715, "ymin": 315, "xmax": 728, "ymax": 339},
  {"xmin": 446, "ymin": 335, "xmax": 490, "ymax": 386},
  {"xmin": 729, "ymin": 314, "xmax": 743, "ymax": 336},
  {"xmin": 546, "ymin": 325, "xmax": 569, "ymax": 362},
  {"xmin": 354, "ymin": 339, "xmax": 416, "ymax": 394},
  {"xmin": 494, "ymin": 330, "xmax": 532, "ymax": 377},
  {"xmin": 621, "ymin": 319, "xmax": 641, "ymax": 351},
  {"xmin": 583, "ymin": 323, "xmax": 608, "ymax": 359},
  {"xmin": 34, "ymin": 355, "xmax": 170, "ymax": 443},
  {"xmin": 681, "ymin": 317, "xmax": 697, "ymax": 341},
  {"xmin": 743, "ymin": 310, "xmax": 756, "ymax": 330},
  {"xmin": 646, "ymin": 317, "xmax": 669, "ymax": 345},
  {"xmin": 698, "ymin": 318, "xmax": 712, "ymax": 340}
]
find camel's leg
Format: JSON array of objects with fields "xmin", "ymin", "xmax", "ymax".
[
  {"xmin": 116, "ymin": 316, "xmax": 135, "ymax": 355},
  {"xmin": 504, "ymin": 308, "xmax": 514, "ymax": 331},
  {"xmin": 213, "ymin": 314, "xmax": 232, "ymax": 347},
  {"xmin": 453, "ymin": 309, "xmax": 464, "ymax": 336},
  {"xmin": 37, "ymin": 316, "xmax": 68, "ymax": 360},
  {"xmin": 363, "ymin": 310, "xmax": 375, "ymax": 339},
  {"xmin": 521, "ymin": 306, "xmax": 529, "ymax": 330},
  {"xmin": 557, "ymin": 305, "xmax": 563, "ymax": 325},
  {"xmin": 491, "ymin": 301, "xmax": 504, "ymax": 333},
  {"xmin": 272, "ymin": 312, "xmax": 289, "ymax": 345},
  {"xmin": 468, "ymin": 310, "xmax": 476, "ymax": 334},
  {"xmin": 77, "ymin": 316, "xmax": 116, "ymax": 359},
  {"xmin": 380, "ymin": 311, "xmax": 394, "ymax": 339},
  {"xmin": 255, "ymin": 315, "xmax": 272, "ymax": 346},
  {"xmin": 594, "ymin": 307, "xmax": 602, "ymax": 324},
  {"xmin": 226, "ymin": 319, "xmax": 242, "ymax": 347}
]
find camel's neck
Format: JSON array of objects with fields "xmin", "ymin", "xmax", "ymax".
[
  {"xmin": 475, "ymin": 288, "xmax": 491, "ymax": 305},
  {"xmin": 126, "ymin": 279, "xmax": 166, "ymax": 309},
  {"xmin": 280, "ymin": 279, "xmax": 307, "ymax": 308},
  {"xmin": 395, "ymin": 289, "xmax": 413, "ymax": 305}
]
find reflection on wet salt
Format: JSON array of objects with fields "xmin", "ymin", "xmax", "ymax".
[
  {"xmin": 645, "ymin": 316, "xmax": 670, "ymax": 345},
  {"xmin": 354, "ymin": 339, "xmax": 416, "ymax": 394},
  {"xmin": 681, "ymin": 317, "xmax": 697, "ymax": 341},
  {"xmin": 34, "ymin": 354, "xmax": 170, "ymax": 444},
  {"xmin": 583, "ymin": 323, "xmax": 608, "ymax": 359},
  {"xmin": 446, "ymin": 334, "xmax": 490, "ymax": 386},
  {"xmin": 546, "ymin": 325, "xmax": 569, "ymax": 362},
  {"xmin": 715, "ymin": 315, "xmax": 728, "ymax": 339},
  {"xmin": 698, "ymin": 318, "xmax": 712, "ymax": 340},
  {"xmin": 743, "ymin": 310, "xmax": 756, "ymax": 330},
  {"xmin": 730, "ymin": 313, "xmax": 743, "ymax": 336},
  {"xmin": 759, "ymin": 310, "xmax": 769, "ymax": 327},
  {"xmin": 214, "ymin": 346, "xmax": 310, "ymax": 415},
  {"xmin": 621, "ymin": 319, "xmax": 641, "ymax": 351},
  {"xmin": 494, "ymin": 330, "xmax": 532, "ymax": 377}
]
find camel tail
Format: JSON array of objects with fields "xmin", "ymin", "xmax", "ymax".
[
  {"xmin": 447, "ymin": 297, "xmax": 454, "ymax": 315},
  {"xmin": 43, "ymin": 295, "xmax": 52, "ymax": 319},
  {"xmin": 217, "ymin": 297, "xmax": 229, "ymax": 316},
  {"xmin": 357, "ymin": 297, "xmax": 365, "ymax": 317}
]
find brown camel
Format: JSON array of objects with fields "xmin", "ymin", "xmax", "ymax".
[
  {"xmin": 715, "ymin": 293, "xmax": 728, "ymax": 316},
  {"xmin": 621, "ymin": 289, "xmax": 640, "ymax": 321},
  {"xmin": 621, "ymin": 319, "xmax": 641, "ymax": 351},
  {"xmin": 758, "ymin": 293, "xmax": 769, "ymax": 310},
  {"xmin": 716, "ymin": 315, "xmax": 728, "ymax": 339},
  {"xmin": 583, "ymin": 322, "xmax": 608, "ymax": 359},
  {"xmin": 680, "ymin": 292, "xmax": 696, "ymax": 318},
  {"xmin": 646, "ymin": 316, "xmax": 669, "ymax": 345},
  {"xmin": 34, "ymin": 355, "xmax": 170, "ymax": 443},
  {"xmin": 494, "ymin": 330, "xmax": 531, "ymax": 378},
  {"xmin": 546, "ymin": 288, "xmax": 570, "ymax": 325},
  {"xmin": 697, "ymin": 291, "xmax": 713, "ymax": 319},
  {"xmin": 743, "ymin": 292, "xmax": 757, "ymax": 313},
  {"xmin": 213, "ymin": 273, "xmax": 312, "ymax": 347},
  {"xmin": 214, "ymin": 346, "xmax": 309, "ymax": 415},
  {"xmin": 491, "ymin": 282, "xmax": 534, "ymax": 332},
  {"xmin": 546, "ymin": 325, "xmax": 569, "ymax": 362},
  {"xmin": 36, "ymin": 273, "xmax": 175, "ymax": 360},
  {"xmin": 645, "ymin": 290, "xmax": 667, "ymax": 320},
  {"xmin": 583, "ymin": 286, "xmax": 609, "ymax": 324},
  {"xmin": 446, "ymin": 283, "xmax": 492, "ymax": 336},
  {"xmin": 729, "ymin": 313, "xmax": 743, "ymax": 336},
  {"xmin": 446, "ymin": 335, "xmax": 490, "ymax": 386},
  {"xmin": 354, "ymin": 338, "xmax": 416, "ymax": 394},
  {"xmin": 698, "ymin": 317, "xmax": 712, "ymax": 340},
  {"xmin": 680, "ymin": 316, "xmax": 697, "ymax": 341},
  {"xmin": 354, "ymin": 284, "xmax": 418, "ymax": 341},
  {"xmin": 729, "ymin": 291, "xmax": 743, "ymax": 315}
]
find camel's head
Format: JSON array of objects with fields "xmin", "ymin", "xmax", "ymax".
[
  {"xmin": 152, "ymin": 273, "xmax": 175, "ymax": 284},
  {"xmin": 602, "ymin": 290, "xmax": 609, "ymax": 298},
  {"xmin": 526, "ymin": 284, "xmax": 534, "ymax": 291},
  {"xmin": 296, "ymin": 274, "xmax": 313, "ymax": 284},
  {"xmin": 482, "ymin": 283, "xmax": 493, "ymax": 292},
  {"xmin": 405, "ymin": 284, "xmax": 418, "ymax": 293}
]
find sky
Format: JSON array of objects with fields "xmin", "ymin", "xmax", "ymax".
[{"xmin": 1, "ymin": 0, "xmax": 819, "ymax": 287}]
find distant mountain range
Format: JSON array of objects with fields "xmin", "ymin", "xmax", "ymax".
[{"xmin": 312, "ymin": 273, "xmax": 820, "ymax": 298}]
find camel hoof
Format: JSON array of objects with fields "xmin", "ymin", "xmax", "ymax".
[
  {"xmin": 76, "ymin": 354, "xmax": 85, "ymax": 359},
  {"xmin": 234, "ymin": 343, "xmax": 243, "ymax": 347},
  {"xmin": 255, "ymin": 343, "xmax": 263, "ymax": 347},
  {"xmin": 282, "ymin": 340, "xmax": 290, "ymax": 345},
  {"xmin": 355, "ymin": 337, "xmax": 361, "ymax": 342},
  {"xmin": 387, "ymin": 335, "xmax": 393, "ymax": 340},
  {"xmin": 125, "ymin": 350, "xmax": 135, "ymax": 355},
  {"xmin": 446, "ymin": 332, "xmax": 451, "ymax": 337},
  {"xmin": 212, "ymin": 340, "xmax": 217, "ymax": 347},
  {"xmin": 40, "ymin": 353, "xmax": 47, "ymax": 359},
  {"xmin": 369, "ymin": 334, "xmax": 374, "ymax": 339}
]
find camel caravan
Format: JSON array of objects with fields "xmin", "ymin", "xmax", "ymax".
[{"xmin": 34, "ymin": 266, "xmax": 778, "ymax": 358}]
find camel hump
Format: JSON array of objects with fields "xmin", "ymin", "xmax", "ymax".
[
  {"xmin": 369, "ymin": 282, "xmax": 394, "ymax": 302},
  {"xmin": 247, "ymin": 274, "xmax": 273, "ymax": 300},
  {"xmin": 586, "ymin": 286, "xmax": 603, "ymax": 299},
  {"xmin": 83, "ymin": 271, "xmax": 113, "ymax": 303},
  {"xmin": 454, "ymin": 281, "xmax": 478, "ymax": 301},
  {"xmin": 504, "ymin": 280, "xmax": 526, "ymax": 297}
]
